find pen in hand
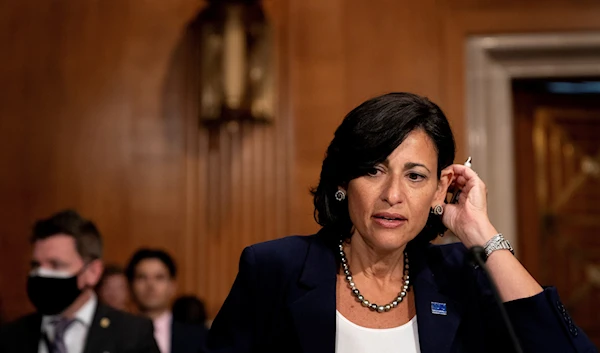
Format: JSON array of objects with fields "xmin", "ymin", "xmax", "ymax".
[{"xmin": 449, "ymin": 156, "xmax": 472, "ymax": 204}]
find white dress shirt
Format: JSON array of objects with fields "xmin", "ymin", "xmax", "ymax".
[
  {"xmin": 39, "ymin": 294, "xmax": 98, "ymax": 353},
  {"xmin": 152, "ymin": 311, "xmax": 173, "ymax": 353},
  {"xmin": 335, "ymin": 311, "xmax": 421, "ymax": 353}
]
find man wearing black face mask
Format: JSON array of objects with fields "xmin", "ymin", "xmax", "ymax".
[{"xmin": 0, "ymin": 210, "xmax": 160, "ymax": 353}]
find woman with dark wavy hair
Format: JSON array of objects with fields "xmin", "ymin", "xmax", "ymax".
[{"xmin": 206, "ymin": 93, "xmax": 596, "ymax": 353}]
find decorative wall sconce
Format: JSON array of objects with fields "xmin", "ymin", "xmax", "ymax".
[{"xmin": 197, "ymin": 0, "xmax": 274, "ymax": 131}]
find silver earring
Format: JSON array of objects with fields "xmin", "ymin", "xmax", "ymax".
[
  {"xmin": 334, "ymin": 190, "xmax": 346, "ymax": 201},
  {"xmin": 432, "ymin": 204, "xmax": 443, "ymax": 216}
]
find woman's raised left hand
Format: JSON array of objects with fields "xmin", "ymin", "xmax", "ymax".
[{"xmin": 441, "ymin": 164, "xmax": 498, "ymax": 248}]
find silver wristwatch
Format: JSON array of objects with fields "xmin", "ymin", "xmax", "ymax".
[{"xmin": 483, "ymin": 233, "xmax": 514, "ymax": 259}]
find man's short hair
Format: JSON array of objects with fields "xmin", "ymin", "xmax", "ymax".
[
  {"xmin": 31, "ymin": 209, "xmax": 103, "ymax": 261},
  {"xmin": 125, "ymin": 249, "xmax": 177, "ymax": 283}
]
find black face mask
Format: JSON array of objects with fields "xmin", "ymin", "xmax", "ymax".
[{"xmin": 26, "ymin": 267, "xmax": 86, "ymax": 316}]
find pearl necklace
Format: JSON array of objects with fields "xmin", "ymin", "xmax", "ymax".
[{"xmin": 339, "ymin": 240, "xmax": 411, "ymax": 313}]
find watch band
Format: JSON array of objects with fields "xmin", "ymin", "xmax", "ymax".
[{"xmin": 483, "ymin": 233, "xmax": 514, "ymax": 259}]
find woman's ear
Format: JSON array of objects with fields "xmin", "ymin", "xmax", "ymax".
[
  {"xmin": 338, "ymin": 183, "xmax": 348, "ymax": 197},
  {"xmin": 434, "ymin": 167, "xmax": 454, "ymax": 205},
  {"xmin": 338, "ymin": 181, "xmax": 348, "ymax": 192}
]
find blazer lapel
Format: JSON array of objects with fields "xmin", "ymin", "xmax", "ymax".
[
  {"xmin": 289, "ymin": 234, "xmax": 337, "ymax": 353},
  {"xmin": 411, "ymin": 245, "xmax": 464, "ymax": 353},
  {"xmin": 83, "ymin": 304, "xmax": 116, "ymax": 353}
]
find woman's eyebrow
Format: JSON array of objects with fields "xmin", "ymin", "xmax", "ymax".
[{"xmin": 404, "ymin": 162, "xmax": 431, "ymax": 173}]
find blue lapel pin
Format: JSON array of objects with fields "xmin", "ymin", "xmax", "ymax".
[{"xmin": 431, "ymin": 302, "xmax": 447, "ymax": 315}]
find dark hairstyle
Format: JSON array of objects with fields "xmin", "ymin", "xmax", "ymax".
[
  {"xmin": 96, "ymin": 263, "xmax": 125, "ymax": 290},
  {"xmin": 125, "ymin": 248, "xmax": 177, "ymax": 282},
  {"xmin": 172, "ymin": 295, "xmax": 208, "ymax": 328},
  {"xmin": 311, "ymin": 92, "xmax": 456, "ymax": 243},
  {"xmin": 30, "ymin": 209, "xmax": 103, "ymax": 261}
]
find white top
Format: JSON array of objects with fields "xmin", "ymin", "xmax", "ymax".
[
  {"xmin": 39, "ymin": 294, "xmax": 97, "ymax": 353},
  {"xmin": 335, "ymin": 311, "xmax": 421, "ymax": 353}
]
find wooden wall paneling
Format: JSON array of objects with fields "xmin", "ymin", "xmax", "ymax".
[
  {"xmin": 0, "ymin": 35, "xmax": 29, "ymax": 319},
  {"xmin": 0, "ymin": 0, "xmax": 202, "ymax": 320},
  {"xmin": 168, "ymin": 19, "xmax": 205, "ymax": 296},
  {"xmin": 288, "ymin": 0, "xmax": 347, "ymax": 236},
  {"xmin": 342, "ymin": 0, "xmax": 443, "ymax": 107},
  {"xmin": 229, "ymin": 125, "xmax": 242, "ymax": 293},
  {"xmin": 0, "ymin": 0, "xmax": 138, "ymax": 318},
  {"xmin": 123, "ymin": 0, "xmax": 202, "ymax": 271},
  {"xmin": 5, "ymin": 0, "xmax": 600, "ymax": 322},
  {"xmin": 443, "ymin": 0, "xmax": 600, "ymax": 11},
  {"xmin": 239, "ymin": 124, "xmax": 253, "ymax": 249},
  {"xmin": 179, "ymin": 27, "xmax": 202, "ymax": 295},
  {"xmin": 268, "ymin": 0, "xmax": 293, "ymax": 245},
  {"xmin": 0, "ymin": 0, "xmax": 31, "ymax": 318},
  {"xmin": 176, "ymin": 0, "xmax": 293, "ymax": 317}
]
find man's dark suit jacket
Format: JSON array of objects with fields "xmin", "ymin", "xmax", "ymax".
[
  {"xmin": 171, "ymin": 319, "xmax": 208, "ymax": 353},
  {"xmin": 0, "ymin": 303, "xmax": 160, "ymax": 353},
  {"xmin": 206, "ymin": 230, "xmax": 598, "ymax": 353}
]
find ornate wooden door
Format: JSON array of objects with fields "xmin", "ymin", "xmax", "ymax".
[
  {"xmin": 533, "ymin": 107, "xmax": 600, "ymax": 343},
  {"xmin": 514, "ymin": 80, "xmax": 600, "ymax": 346}
]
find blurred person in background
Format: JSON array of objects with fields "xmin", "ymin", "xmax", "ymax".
[
  {"xmin": 172, "ymin": 295, "xmax": 208, "ymax": 329},
  {"xmin": 0, "ymin": 209, "xmax": 159, "ymax": 353},
  {"xmin": 126, "ymin": 249, "xmax": 207, "ymax": 353},
  {"xmin": 96, "ymin": 264, "xmax": 130, "ymax": 311}
]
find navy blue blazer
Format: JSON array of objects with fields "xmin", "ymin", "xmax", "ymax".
[{"xmin": 206, "ymin": 230, "xmax": 597, "ymax": 353}]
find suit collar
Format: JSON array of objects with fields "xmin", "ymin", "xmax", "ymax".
[
  {"xmin": 76, "ymin": 293, "xmax": 98, "ymax": 327},
  {"xmin": 290, "ymin": 231, "xmax": 338, "ymax": 353},
  {"xmin": 410, "ymin": 243, "xmax": 464, "ymax": 353},
  {"xmin": 297, "ymin": 230, "xmax": 338, "ymax": 289},
  {"xmin": 289, "ymin": 232, "xmax": 466, "ymax": 353}
]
